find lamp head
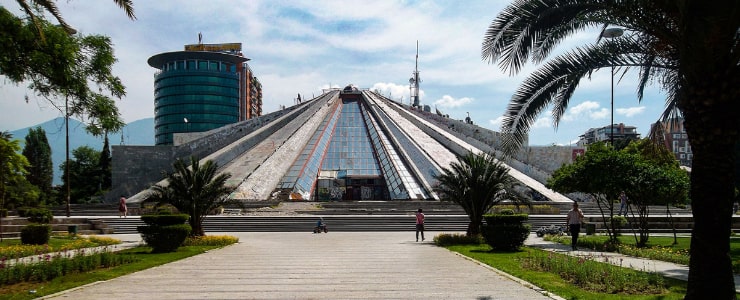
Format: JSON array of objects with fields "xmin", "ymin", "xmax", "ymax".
[{"xmin": 602, "ymin": 28, "xmax": 624, "ymax": 38}]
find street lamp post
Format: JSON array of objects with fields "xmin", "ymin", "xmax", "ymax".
[
  {"xmin": 65, "ymin": 95, "xmax": 71, "ymax": 217},
  {"xmin": 602, "ymin": 27, "xmax": 623, "ymax": 146}
]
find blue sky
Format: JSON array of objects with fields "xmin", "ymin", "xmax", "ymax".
[{"xmin": 0, "ymin": 0, "xmax": 667, "ymax": 146}]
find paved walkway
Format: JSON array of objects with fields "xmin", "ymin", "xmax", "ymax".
[{"xmin": 42, "ymin": 232, "xmax": 556, "ymax": 300}]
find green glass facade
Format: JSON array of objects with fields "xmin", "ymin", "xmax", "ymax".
[{"xmin": 148, "ymin": 51, "xmax": 248, "ymax": 145}]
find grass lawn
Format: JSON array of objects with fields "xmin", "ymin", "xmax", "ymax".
[
  {"xmin": 547, "ymin": 234, "xmax": 740, "ymax": 271},
  {"xmin": 0, "ymin": 245, "xmax": 223, "ymax": 300},
  {"xmin": 447, "ymin": 244, "xmax": 688, "ymax": 300}
]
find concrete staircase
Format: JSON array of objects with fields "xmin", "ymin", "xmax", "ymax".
[
  {"xmin": 0, "ymin": 201, "xmax": 700, "ymax": 237},
  {"xmin": 0, "ymin": 217, "xmax": 108, "ymax": 238}
]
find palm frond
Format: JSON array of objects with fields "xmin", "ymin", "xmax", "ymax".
[
  {"xmin": 113, "ymin": 0, "xmax": 136, "ymax": 20},
  {"xmin": 482, "ymin": 0, "xmax": 609, "ymax": 74}
]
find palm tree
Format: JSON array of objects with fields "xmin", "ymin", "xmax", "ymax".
[
  {"xmin": 148, "ymin": 157, "xmax": 233, "ymax": 236},
  {"xmin": 14, "ymin": 0, "xmax": 135, "ymax": 34},
  {"xmin": 481, "ymin": 1, "xmax": 739, "ymax": 298},
  {"xmin": 434, "ymin": 151, "xmax": 527, "ymax": 236}
]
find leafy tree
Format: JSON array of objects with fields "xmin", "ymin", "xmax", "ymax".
[
  {"xmin": 22, "ymin": 127, "xmax": 53, "ymax": 204},
  {"xmin": 0, "ymin": 132, "xmax": 39, "ymax": 210},
  {"xmin": 623, "ymin": 139, "xmax": 690, "ymax": 244},
  {"xmin": 434, "ymin": 151, "xmax": 528, "ymax": 236},
  {"xmin": 59, "ymin": 146, "xmax": 103, "ymax": 203},
  {"xmin": 547, "ymin": 143, "xmax": 634, "ymax": 242},
  {"xmin": 12, "ymin": 0, "xmax": 135, "ymax": 36},
  {"xmin": 148, "ymin": 157, "xmax": 233, "ymax": 236},
  {"xmin": 0, "ymin": 7, "xmax": 126, "ymax": 136},
  {"xmin": 482, "ymin": 2, "xmax": 738, "ymax": 296}
]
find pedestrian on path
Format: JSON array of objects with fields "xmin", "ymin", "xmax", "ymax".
[
  {"xmin": 118, "ymin": 195, "xmax": 128, "ymax": 218},
  {"xmin": 618, "ymin": 191, "xmax": 629, "ymax": 216},
  {"xmin": 415, "ymin": 208, "xmax": 425, "ymax": 242},
  {"xmin": 566, "ymin": 202, "xmax": 584, "ymax": 250}
]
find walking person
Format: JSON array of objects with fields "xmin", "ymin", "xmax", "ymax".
[
  {"xmin": 566, "ymin": 202, "xmax": 584, "ymax": 250},
  {"xmin": 415, "ymin": 208, "xmax": 425, "ymax": 242},
  {"xmin": 618, "ymin": 191, "xmax": 628, "ymax": 216},
  {"xmin": 118, "ymin": 195, "xmax": 128, "ymax": 218}
]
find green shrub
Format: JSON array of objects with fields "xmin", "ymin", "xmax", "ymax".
[
  {"xmin": 138, "ymin": 213, "xmax": 191, "ymax": 253},
  {"xmin": 481, "ymin": 213, "xmax": 530, "ymax": 251},
  {"xmin": 20, "ymin": 224, "xmax": 52, "ymax": 245},
  {"xmin": 497, "ymin": 209, "xmax": 516, "ymax": 215},
  {"xmin": 183, "ymin": 235, "xmax": 239, "ymax": 247},
  {"xmin": 16, "ymin": 206, "xmax": 32, "ymax": 217},
  {"xmin": 433, "ymin": 233, "xmax": 483, "ymax": 246},
  {"xmin": 25, "ymin": 207, "xmax": 53, "ymax": 223},
  {"xmin": 0, "ymin": 208, "xmax": 7, "ymax": 217},
  {"xmin": 141, "ymin": 214, "xmax": 189, "ymax": 226},
  {"xmin": 483, "ymin": 213, "xmax": 529, "ymax": 224}
]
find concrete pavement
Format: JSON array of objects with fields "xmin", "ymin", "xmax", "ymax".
[{"xmin": 42, "ymin": 232, "xmax": 557, "ymax": 300}]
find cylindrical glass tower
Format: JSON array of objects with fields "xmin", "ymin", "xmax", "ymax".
[{"xmin": 148, "ymin": 51, "xmax": 249, "ymax": 145}]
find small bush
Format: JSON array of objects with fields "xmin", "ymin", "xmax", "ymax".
[
  {"xmin": 481, "ymin": 213, "xmax": 530, "ymax": 251},
  {"xmin": 183, "ymin": 235, "xmax": 239, "ymax": 247},
  {"xmin": 138, "ymin": 224, "xmax": 192, "ymax": 253},
  {"xmin": 141, "ymin": 214, "xmax": 189, "ymax": 226},
  {"xmin": 482, "ymin": 223, "xmax": 531, "ymax": 251},
  {"xmin": 20, "ymin": 224, "xmax": 52, "ymax": 245},
  {"xmin": 16, "ymin": 206, "xmax": 31, "ymax": 217},
  {"xmin": 498, "ymin": 209, "xmax": 516, "ymax": 215},
  {"xmin": 433, "ymin": 233, "xmax": 483, "ymax": 246},
  {"xmin": 25, "ymin": 207, "xmax": 53, "ymax": 223}
]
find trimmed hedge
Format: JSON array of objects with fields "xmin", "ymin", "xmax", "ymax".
[
  {"xmin": 25, "ymin": 207, "xmax": 53, "ymax": 223},
  {"xmin": 138, "ymin": 224, "xmax": 192, "ymax": 253},
  {"xmin": 21, "ymin": 224, "xmax": 52, "ymax": 245},
  {"xmin": 137, "ymin": 213, "xmax": 191, "ymax": 253},
  {"xmin": 141, "ymin": 214, "xmax": 190, "ymax": 226},
  {"xmin": 433, "ymin": 233, "xmax": 483, "ymax": 246},
  {"xmin": 481, "ymin": 213, "xmax": 530, "ymax": 251}
]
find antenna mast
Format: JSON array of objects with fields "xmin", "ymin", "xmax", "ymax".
[{"xmin": 409, "ymin": 41, "xmax": 421, "ymax": 108}]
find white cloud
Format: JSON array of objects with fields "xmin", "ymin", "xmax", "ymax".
[
  {"xmin": 561, "ymin": 101, "xmax": 609, "ymax": 121},
  {"xmin": 489, "ymin": 116, "xmax": 505, "ymax": 128},
  {"xmin": 0, "ymin": 0, "xmax": 667, "ymax": 146},
  {"xmin": 616, "ymin": 106, "xmax": 645, "ymax": 117},
  {"xmin": 433, "ymin": 95, "xmax": 473, "ymax": 108},
  {"xmin": 370, "ymin": 82, "xmax": 427, "ymax": 104},
  {"xmin": 532, "ymin": 116, "xmax": 552, "ymax": 129}
]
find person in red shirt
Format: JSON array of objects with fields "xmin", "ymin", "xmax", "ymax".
[
  {"xmin": 118, "ymin": 196, "xmax": 128, "ymax": 218},
  {"xmin": 415, "ymin": 208, "xmax": 425, "ymax": 242}
]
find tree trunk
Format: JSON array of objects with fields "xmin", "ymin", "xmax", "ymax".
[
  {"xmin": 678, "ymin": 4, "xmax": 739, "ymax": 297},
  {"xmin": 467, "ymin": 218, "xmax": 482, "ymax": 236},
  {"xmin": 685, "ymin": 133, "xmax": 736, "ymax": 298},
  {"xmin": 190, "ymin": 214, "xmax": 205, "ymax": 236},
  {"xmin": 680, "ymin": 67, "xmax": 738, "ymax": 299}
]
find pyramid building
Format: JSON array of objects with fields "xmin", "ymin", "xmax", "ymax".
[{"xmin": 112, "ymin": 87, "xmax": 571, "ymax": 203}]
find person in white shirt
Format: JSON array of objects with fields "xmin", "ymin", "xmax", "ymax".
[{"xmin": 566, "ymin": 202, "xmax": 584, "ymax": 250}]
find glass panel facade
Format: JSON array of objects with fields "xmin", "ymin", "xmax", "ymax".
[
  {"xmin": 279, "ymin": 105, "xmax": 341, "ymax": 198},
  {"xmin": 321, "ymin": 99, "xmax": 382, "ymax": 177},
  {"xmin": 279, "ymin": 93, "xmax": 433, "ymax": 200},
  {"xmin": 153, "ymin": 67, "xmax": 240, "ymax": 145},
  {"xmin": 366, "ymin": 94, "xmax": 440, "ymax": 189}
]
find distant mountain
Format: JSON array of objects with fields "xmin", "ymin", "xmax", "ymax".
[{"xmin": 9, "ymin": 118, "xmax": 155, "ymax": 184}]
